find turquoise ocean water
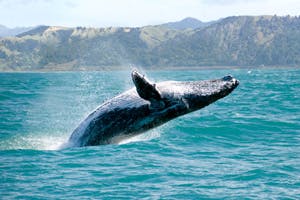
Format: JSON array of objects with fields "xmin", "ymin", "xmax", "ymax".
[{"xmin": 1, "ymin": 69, "xmax": 300, "ymax": 199}]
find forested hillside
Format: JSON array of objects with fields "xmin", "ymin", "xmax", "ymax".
[{"xmin": 0, "ymin": 15, "xmax": 299, "ymax": 71}]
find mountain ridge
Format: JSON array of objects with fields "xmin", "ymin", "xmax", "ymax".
[
  {"xmin": 161, "ymin": 17, "xmax": 216, "ymax": 30},
  {"xmin": 0, "ymin": 25, "xmax": 35, "ymax": 38},
  {"xmin": 0, "ymin": 15, "xmax": 299, "ymax": 71}
]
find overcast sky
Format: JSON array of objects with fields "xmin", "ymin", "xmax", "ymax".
[{"xmin": 1, "ymin": 0, "xmax": 299, "ymax": 28}]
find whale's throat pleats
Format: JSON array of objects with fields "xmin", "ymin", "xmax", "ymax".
[{"xmin": 131, "ymin": 70, "xmax": 165, "ymax": 110}]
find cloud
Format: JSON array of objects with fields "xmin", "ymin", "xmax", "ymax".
[
  {"xmin": 64, "ymin": 1, "xmax": 77, "ymax": 8},
  {"xmin": 0, "ymin": 0, "xmax": 299, "ymax": 27}
]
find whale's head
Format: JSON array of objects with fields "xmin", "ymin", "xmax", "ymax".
[
  {"xmin": 132, "ymin": 70, "xmax": 239, "ymax": 114},
  {"xmin": 168, "ymin": 75, "xmax": 239, "ymax": 112}
]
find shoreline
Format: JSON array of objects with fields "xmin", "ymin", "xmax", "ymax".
[{"xmin": 0, "ymin": 65, "xmax": 299, "ymax": 73}]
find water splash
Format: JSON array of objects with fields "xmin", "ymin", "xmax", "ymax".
[
  {"xmin": 0, "ymin": 133, "xmax": 68, "ymax": 151},
  {"xmin": 22, "ymin": 135, "xmax": 67, "ymax": 150}
]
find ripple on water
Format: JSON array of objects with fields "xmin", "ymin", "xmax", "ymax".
[{"xmin": 1, "ymin": 69, "xmax": 300, "ymax": 199}]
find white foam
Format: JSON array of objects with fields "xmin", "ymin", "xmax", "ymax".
[{"xmin": 118, "ymin": 131, "xmax": 161, "ymax": 145}]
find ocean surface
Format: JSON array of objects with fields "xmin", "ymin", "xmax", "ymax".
[{"xmin": 1, "ymin": 68, "xmax": 300, "ymax": 199}]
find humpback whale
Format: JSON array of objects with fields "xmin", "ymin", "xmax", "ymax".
[{"xmin": 67, "ymin": 71, "xmax": 239, "ymax": 147}]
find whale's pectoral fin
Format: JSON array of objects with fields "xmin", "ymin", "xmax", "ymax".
[
  {"xmin": 131, "ymin": 70, "xmax": 165, "ymax": 109},
  {"xmin": 131, "ymin": 70, "xmax": 161, "ymax": 101}
]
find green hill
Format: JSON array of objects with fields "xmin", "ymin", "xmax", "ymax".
[
  {"xmin": 0, "ymin": 15, "xmax": 299, "ymax": 71},
  {"xmin": 154, "ymin": 15, "xmax": 300, "ymax": 66}
]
